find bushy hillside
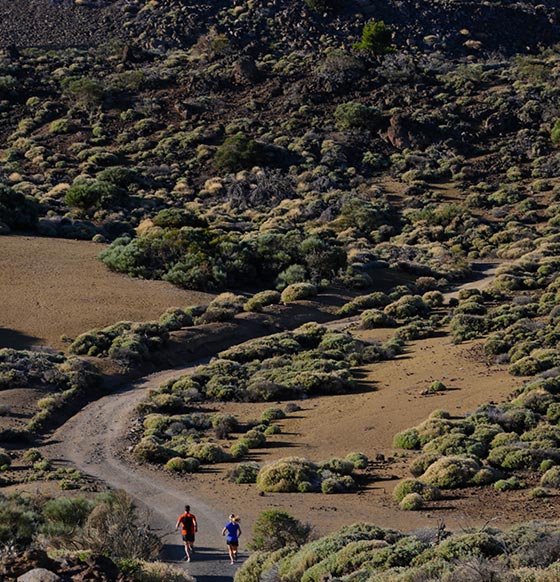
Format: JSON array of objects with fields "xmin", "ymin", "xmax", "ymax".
[
  {"xmin": 2, "ymin": 0, "xmax": 560, "ymax": 293},
  {"xmin": 235, "ymin": 519, "xmax": 560, "ymax": 582}
]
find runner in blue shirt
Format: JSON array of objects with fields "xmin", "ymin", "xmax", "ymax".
[{"xmin": 221, "ymin": 514, "xmax": 242, "ymax": 564}]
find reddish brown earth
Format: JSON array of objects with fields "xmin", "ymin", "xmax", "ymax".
[
  {"xmin": 5, "ymin": 236, "xmax": 559, "ymax": 580},
  {"xmin": 0, "ymin": 235, "xmax": 213, "ymax": 350}
]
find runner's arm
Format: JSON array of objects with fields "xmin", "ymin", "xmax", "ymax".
[{"xmin": 194, "ymin": 515, "xmax": 198, "ymax": 532}]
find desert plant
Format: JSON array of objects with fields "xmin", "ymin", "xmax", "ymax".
[
  {"xmin": 353, "ymin": 21, "xmax": 394, "ymax": 54},
  {"xmin": 400, "ymin": 493, "xmax": 424, "ymax": 511},
  {"xmin": 228, "ymin": 462, "xmax": 261, "ymax": 484},
  {"xmin": 256, "ymin": 457, "xmax": 318, "ymax": 492},
  {"xmin": 164, "ymin": 457, "xmax": 200, "ymax": 473},
  {"xmin": 249, "ymin": 509, "xmax": 312, "ymax": 551},
  {"xmin": 281, "ymin": 283, "xmax": 317, "ymax": 303}
]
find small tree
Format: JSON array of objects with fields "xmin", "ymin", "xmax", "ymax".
[
  {"xmin": 354, "ymin": 21, "xmax": 394, "ymax": 54},
  {"xmin": 249, "ymin": 509, "xmax": 312, "ymax": 551}
]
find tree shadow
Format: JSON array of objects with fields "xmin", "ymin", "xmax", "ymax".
[{"xmin": 0, "ymin": 328, "xmax": 42, "ymax": 350}]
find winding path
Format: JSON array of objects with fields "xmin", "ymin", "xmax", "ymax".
[
  {"xmin": 45, "ymin": 262, "xmax": 502, "ymax": 581},
  {"xmin": 47, "ymin": 364, "xmax": 240, "ymax": 582}
]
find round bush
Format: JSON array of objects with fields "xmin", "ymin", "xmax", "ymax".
[
  {"xmin": 133, "ymin": 438, "xmax": 172, "ymax": 464},
  {"xmin": 261, "ymin": 407, "xmax": 286, "ymax": 422},
  {"xmin": 280, "ymin": 283, "xmax": 317, "ymax": 303},
  {"xmin": 230, "ymin": 441, "xmax": 249, "ymax": 458},
  {"xmin": 345, "ymin": 452, "xmax": 368, "ymax": 470},
  {"xmin": 361, "ymin": 309, "xmax": 396, "ymax": 329},
  {"xmin": 165, "ymin": 457, "xmax": 200, "ymax": 473},
  {"xmin": 393, "ymin": 429, "xmax": 421, "ymax": 450},
  {"xmin": 321, "ymin": 458, "xmax": 355, "ymax": 475},
  {"xmin": 399, "ymin": 493, "xmax": 424, "ymax": 511},
  {"xmin": 228, "ymin": 462, "xmax": 261, "ymax": 484},
  {"xmin": 240, "ymin": 429, "xmax": 266, "ymax": 449},
  {"xmin": 541, "ymin": 466, "xmax": 560, "ymax": 488},
  {"xmin": 256, "ymin": 457, "xmax": 318, "ymax": 492},
  {"xmin": 420, "ymin": 456, "xmax": 480, "ymax": 489},
  {"xmin": 409, "ymin": 453, "xmax": 442, "ymax": 478},
  {"xmin": 186, "ymin": 443, "xmax": 229, "ymax": 464},
  {"xmin": 264, "ymin": 425, "xmax": 281, "ymax": 436}
]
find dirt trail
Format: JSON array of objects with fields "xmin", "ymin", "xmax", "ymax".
[
  {"xmin": 47, "ymin": 364, "xmax": 241, "ymax": 582},
  {"xmin": 45, "ymin": 262, "xmax": 504, "ymax": 580}
]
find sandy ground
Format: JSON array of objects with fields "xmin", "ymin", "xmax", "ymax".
[
  {"xmin": 44, "ymin": 331, "xmax": 559, "ymax": 582},
  {"xmin": 7, "ymin": 236, "xmax": 559, "ymax": 580},
  {"xmin": 0, "ymin": 235, "xmax": 213, "ymax": 350}
]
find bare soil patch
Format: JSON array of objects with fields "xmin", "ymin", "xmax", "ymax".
[{"xmin": 0, "ymin": 236, "xmax": 213, "ymax": 350}]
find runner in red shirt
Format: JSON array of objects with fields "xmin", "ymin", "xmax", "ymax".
[{"xmin": 175, "ymin": 505, "xmax": 198, "ymax": 562}]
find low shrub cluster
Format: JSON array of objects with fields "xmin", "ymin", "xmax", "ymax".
[
  {"xmin": 143, "ymin": 323, "xmax": 383, "ymax": 407},
  {"xmin": 69, "ymin": 321, "xmax": 170, "ymax": 362},
  {"xmin": 393, "ymin": 373, "xmax": 560, "ymax": 499},
  {"xmin": 101, "ymin": 227, "xmax": 347, "ymax": 292},
  {"xmin": 0, "ymin": 349, "xmax": 100, "ymax": 433},
  {"xmin": 235, "ymin": 519, "xmax": 560, "ymax": 582},
  {"xmin": 255, "ymin": 453, "xmax": 367, "ymax": 494}
]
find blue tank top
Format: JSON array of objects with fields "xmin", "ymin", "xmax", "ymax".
[{"xmin": 224, "ymin": 522, "xmax": 240, "ymax": 542}]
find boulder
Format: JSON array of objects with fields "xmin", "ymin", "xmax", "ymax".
[{"xmin": 17, "ymin": 568, "xmax": 61, "ymax": 582}]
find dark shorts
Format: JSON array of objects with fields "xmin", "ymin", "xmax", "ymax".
[
  {"xmin": 182, "ymin": 533, "xmax": 195, "ymax": 543},
  {"xmin": 226, "ymin": 540, "xmax": 239, "ymax": 548}
]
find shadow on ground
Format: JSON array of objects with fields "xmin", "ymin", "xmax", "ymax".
[{"xmin": 0, "ymin": 327, "xmax": 42, "ymax": 350}]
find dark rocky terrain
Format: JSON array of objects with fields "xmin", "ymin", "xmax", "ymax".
[{"xmin": 1, "ymin": 0, "xmax": 560, "ymax": 54}]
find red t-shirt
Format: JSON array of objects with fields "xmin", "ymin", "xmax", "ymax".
[{"xmin": 178, "ymin": 512, "xmax": 197, "ymax": 535}]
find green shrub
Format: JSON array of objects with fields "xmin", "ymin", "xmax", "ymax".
[
  {"xmin": 240, "ymin": 429, "xmax": 266, "ymax": 449},
  {"xmin": 186, "ymin": 443, "xmax": 229, "ymax": 463},
  {"xmin": 228, "ymin": 462, "xmax": 260, "ymax": 484},
  {"xmin": 449, "ymin": 314, "xmax": 487, "ymax": 343},
  {"xmin": 65, "ymin": 179, "xmax": 121, "ymax": 210},
  {"xmin": 281, "ymin": 283, "xmax": 318, "ymax": 303},
  {"xmin": 540, "ymin": 466, "xmax": 560, "ymax": 488},
  {"xmin": 214, "ymin": 133, "xmax": 264, "ymax": 172},
  {"xmin": 399, "ymin": 493, "xmax": 424, "ymax": 511},
  {"xmin": 230, "ymin": 441, "xmax": 249, "ymax": 458},
  {"xmin": 334, "ymin": 102, "xmax": 381, "ymax": 131},
  {"xmin": 159, "ymin": 308, "xmax": 193, "ymax": 331},
  {"xmin": 264, "ymin": 425, "xmax": 281, "ymax": 436},
  {"xmin": 393, "ymin": 478, "xmax": 441, "ymax": 502},
  {"xmin": 211, "ymin": 413, "xmax": 239, "ymax": 439},
  {"xmin": 409, "ymin": 453, "xmax": 442, "ymax": 477},
  {"xmin": 494, "ymin": 476, "xmax": 523, "ymax": 491},
  {"xmin": 22, "ymin": 449, "xmax": 43, "ymax": 463},
  {"xmin": 419, "ymin": 456, "xmax": 480, "ymax": 489},
  {"xmin": 384, "ymin": 295, "xmax": 428, "ymax": 320},
  {"xmin": 361, "ymin": 309, "xmax": 396, "ymax": 329},
  {"xmin": 393, "ymin": 429, "xmax": 421, "ymax": 450},
  {"xmin": 320, "ymin": 476, "xmax": 356, "ymax": 493},
  {"xmin": 133, "ymin": 438, "xmax": 172, "ymax": 464},
  {"xmin": 256, "ymin": 457, "xmax": 318, "ymax": 492},
  {"xmin": 249, "ymin": 509, "xmax": 312, "ymax": 551},
  {"xmin": 436, "ymin": 532, "xmax": 503, "ymax": 561},
  {"xmin": 165, "ymin": 457, "xmax": 200, "ymax": 473},
  {"xmin": 426, "ymin": 380, "xmax": 448, "ymax": 394},
  {"xmin": 353, "ymin": 20, "xmax": 394, "ymax": 54},
  {"xmin": 261, "ymin": 407, "xmax": 286, "ymax": 422},
  {"xmin": 245, "ymin": 290, "xmax": 281, "ymax": 312},
  {"xmin": 471, "ymin": 467, "xmax": 502, "ymax": 485},
  {"xmin": 345, "ymin": 452, "xmax": 368, "ymax": 470},
  {"xmin": 320, "ymin": 458, "xmax": 355, "ymax": 475}
]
